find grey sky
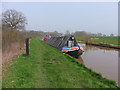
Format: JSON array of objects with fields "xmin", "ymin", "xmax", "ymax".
[{"xmin": 2, "ymin": 2, "xmax": 118, "ymax": 35}]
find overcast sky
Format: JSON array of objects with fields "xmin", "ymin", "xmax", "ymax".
[{"xmin": 2, "ymin": 2, "xmax": 118, "ymax": 35}]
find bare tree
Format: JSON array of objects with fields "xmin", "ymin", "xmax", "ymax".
[
  {"xmin": 97, "ymin": 33, "xmax": 102, "ymax": 36},
  {"xmin": 74, "ymin": 31, "xmax": 88, "ymax": 37},
  {"xmin": 2, "ymin": 9, "xmax": 27, "ymax": 30},
  {"xmin": 103, "ymin": 34, "xmax": 106, "ymax": 37},
  {"xmin": 110, "ymin": 33, "xmax": 114, "ymax": 37},
  {"xmin": 65, "ymin": 30, "xmax": 70, "ymax": 35}
]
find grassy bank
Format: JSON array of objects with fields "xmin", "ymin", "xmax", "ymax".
[
  {"xmin": 76, "ymin": 36, "xmax": 120, "ymax": 47},
  {"xmin": 2, "ymin": 38, "xmax": 118, "ymax": 88}
]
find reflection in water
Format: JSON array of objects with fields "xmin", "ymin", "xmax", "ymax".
[
  {"xmin": 78, "ymin": 56, "xmax": 84, "ymax": 64},
  {"xmin": 78, "ymin": 43, "xmax": 119, "ymax": 87}
]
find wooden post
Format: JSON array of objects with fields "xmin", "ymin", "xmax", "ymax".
[{"xmin": 26, "ymin": 38, "xmax": 29, "ymax": 56}]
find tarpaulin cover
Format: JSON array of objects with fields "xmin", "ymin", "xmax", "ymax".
[{"xmin": 46, "ymin": 35, "xmax": 78, "ymax": 50}]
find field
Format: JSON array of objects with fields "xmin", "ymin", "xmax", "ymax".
[
  {"xmin": 76, "ymin": 36, "xmax": 120, "ymax": 46},
  {"xmin": 2, "ymin": 38, "xmax": 118, "ymax": 88}
]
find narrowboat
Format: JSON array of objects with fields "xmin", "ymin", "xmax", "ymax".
[{"xmin": 44, "ymin": 35, "xmax": 84, "ymax": 58}]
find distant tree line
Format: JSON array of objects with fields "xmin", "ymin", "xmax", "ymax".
[{"xmin": 64, "ymin": 30, "xmax": 116, "ymax": 37}]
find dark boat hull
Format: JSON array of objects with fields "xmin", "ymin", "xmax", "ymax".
[{"xmin": 66, "ymin": 50, "xmax": 83, "ymax": 58}]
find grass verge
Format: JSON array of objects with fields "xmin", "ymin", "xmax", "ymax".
[{"xmin": 75, "ymin": 36, "xmax": 120, "ymax": 47}]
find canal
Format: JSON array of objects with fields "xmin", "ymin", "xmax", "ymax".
[{"xmin": 78, "ymin": 43, "xmax": 120, "ymax": 87}]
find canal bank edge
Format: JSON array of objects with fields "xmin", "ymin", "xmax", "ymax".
[
  {"xmin": 64, "ymin": 54, "xmax": 118, "ymax": 88},
  {"xmin": 85, "ymin": 43, "xmax": 120, "ymax": 49},
  {"xmin": 76, "ymin": 36, "xmax": 120, "ymax": 49}
]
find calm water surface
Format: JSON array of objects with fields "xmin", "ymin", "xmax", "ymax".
[{"xmin": 78, "ymin": 43, "xmax": 120, "ymax": 86}]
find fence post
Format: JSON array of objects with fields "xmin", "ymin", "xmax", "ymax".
[{"xmin": 26, "ymin": 38, "xmax": 29, "ymax": 56}]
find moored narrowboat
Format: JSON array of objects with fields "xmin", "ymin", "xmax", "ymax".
[{"xmin": 44, "ymin": 35, "xmax": 84, "ymax": 58}]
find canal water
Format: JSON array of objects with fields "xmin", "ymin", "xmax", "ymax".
[{"xmin": 78, "ymin": 43, "xmax": 120, "ymax": 86}]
